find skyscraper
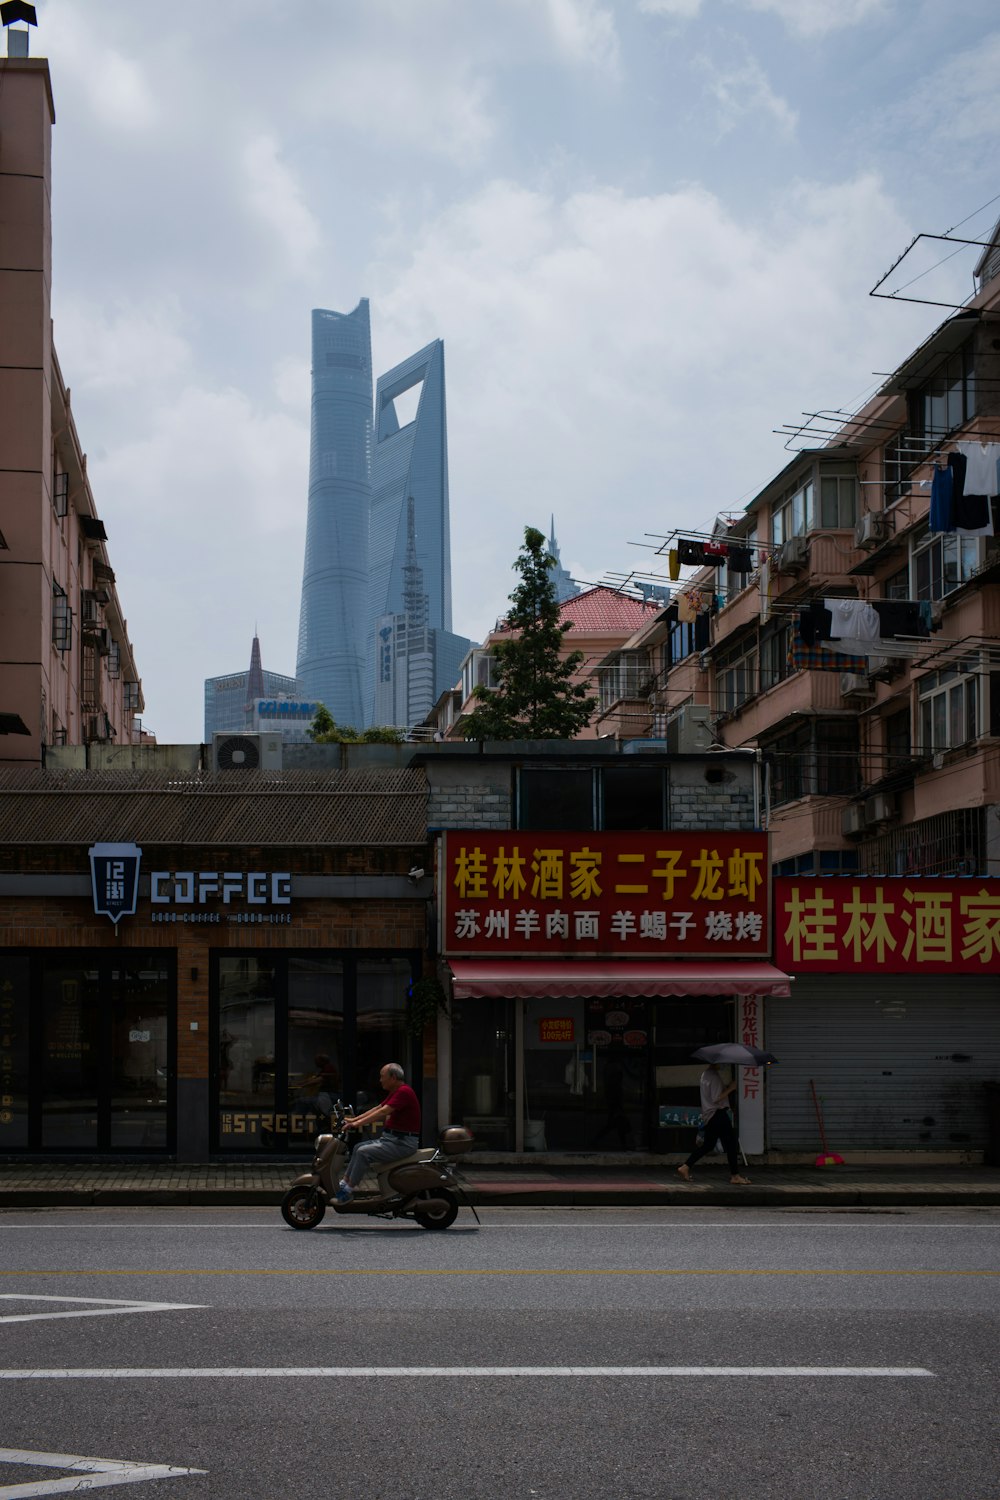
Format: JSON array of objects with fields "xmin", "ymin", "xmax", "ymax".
[
  {"xmin": 296, "ymin": 301, "xmax": 373, "ymax": 729},
  {"xmin": 368, "ymin": 339, "xmax": 464, "ymax": 723}
]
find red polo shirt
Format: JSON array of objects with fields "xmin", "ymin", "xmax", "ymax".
[{"xmin": 384, "ymin": 1084, "xmax": 420, "ymax": 1134}]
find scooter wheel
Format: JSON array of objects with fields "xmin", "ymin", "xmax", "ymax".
[
  {"xmin": 413, "ymin": 1187, "xmax": 458, "ymax": 1231},
  {"xmin": 281, "ymin": 1186, "xmax": 326, "ymax": 1230}
]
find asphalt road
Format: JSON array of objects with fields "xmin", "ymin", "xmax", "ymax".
[{"xmin": 0, "ymin": 1204, "xmax": 997, "ymax": 1499}]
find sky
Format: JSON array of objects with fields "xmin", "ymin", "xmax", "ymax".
[{"xmin": 23, "ymin": 0, "xmax": 1000, "ymax": 741}]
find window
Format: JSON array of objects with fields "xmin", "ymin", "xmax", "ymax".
[
  {"xmin": 760, "ymin": 622, "xmax": 791, "ymax": 693},
  {"xmin": 918, "ymin": 665, "xmax": 978, "ymax": 755},
  {"xmin": 884, "ymin": 708, "xmax": 911, "ymax": 772},
  {"xmin": 884, "ymin": 341, "xmax": 976, "ymax": 501},
  {"xmin": 766, "ymin": 719, "xmax": 859, "ymax": 806},
  {"xmin": 517, "ymin": 769, "xmax": 595, "ymax": 830},
  {"xmin": 462, "ymin": 650, "xmax": 497, "ymax": 701},
  {"xmin": 817, "ymin": 473, "xmax": 858, "ymax": 530},
  {"xmin": 667, "ymin": 618, "xmax": 696, "ymax": 667},
  {"xmin": 910, "ymin": 345, "xmax": 976, "ymax": 445},
  {"xmin": 601, "ymin": 765, "xmax": 666, "ymax": 831},
  {"xmin": 771, "ymin": 481, "xmax": 811, "ymax": 546},
  {"xmin": 715, "ymin": 633, "xmax": 757, "ymax": 714},
  {"xmin": 883, "ymin": 563, "xmax": 910, "ymax": 602},
  {"xmin": 52, "ymin": 468, "xmax": 69, "ymax": 519},
  {"xmin": 52, "ymin": 584, "xmax": 72, "ymax": 652},
  {"xmin": 913, "ymin": 528, "xmax": 979, "ymax": 601},
  {"xmin": 124, "ymin": 681, "xmax": 140, "ymax": 712},
  {"xmin": 597, "ymin": 651, "xmax": 652, "ymax": 713}
]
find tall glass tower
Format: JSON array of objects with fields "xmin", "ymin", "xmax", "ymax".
[
  {"xmin": 296, "ymin": 301, "xmax": 373, "ymax": 728},
  {"xmin": 368, "ymin": 340, "xmax": 452, "ymax": 722}
]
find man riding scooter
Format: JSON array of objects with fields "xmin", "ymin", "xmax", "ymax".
[{"xmin": 334, "ymin": 1062, "xmax": 420, "ymax": 1203}]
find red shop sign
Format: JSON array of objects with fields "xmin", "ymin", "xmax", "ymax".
[
  {"xmin": 440, "ymin": 830, "xmax": 771, "ymax": 957},
  {"xmin": 774, "ymin": 876, "xmax": 1000, "ymax": 974}
]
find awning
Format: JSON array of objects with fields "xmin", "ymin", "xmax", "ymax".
[{"xmin": 447, "ymin": 959, "xmax": 792, "ymax": 1001}]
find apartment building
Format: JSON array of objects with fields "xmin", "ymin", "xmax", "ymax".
[
  {"xmin": 594, "ymin": 222, "xmax": 1000, "ymax": 1158},
  {"xmin": 0, "ymin": 55, "xmax": 144, "ymax": 765}
]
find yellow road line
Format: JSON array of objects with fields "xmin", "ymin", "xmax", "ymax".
[{"xmin": 0, "ymin": 1267, "xmax": 996, "ymax": 1278}]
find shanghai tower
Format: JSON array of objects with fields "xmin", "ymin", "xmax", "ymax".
[{"xmin": 296, "ymin": 301, "xmax": 372, "ymax": 728}]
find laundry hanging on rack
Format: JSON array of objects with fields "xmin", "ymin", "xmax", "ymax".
[
  {"xmin": 788, "ymin": 639, "xmax": 870, "ymax": 674},
  {"xmin": 928, "ymin": 444, "xmax": 999, "ymax": 537},
  {"xmin": 797, "ymin": 596, "xmax": 931, "ymax": 654}
]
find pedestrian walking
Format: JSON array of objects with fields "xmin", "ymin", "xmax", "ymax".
[{"xmin": 677, "ymin": 1062, "xmax": 750, "ymax": 1184}]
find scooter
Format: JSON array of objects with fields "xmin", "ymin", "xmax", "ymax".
[{"xmin": 281, "ymin": 1103, "xmax": 475, "ymax": 1232}]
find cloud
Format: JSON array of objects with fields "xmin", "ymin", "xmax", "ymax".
[
  {"xmin": 87, "ymin": 379, "xmax": 309, "ymax": 735},
  {"xmin": 298, "ymin": 52, "xmax": 496, "ymax": 168},
  {"xmin": 241, "ymin": 136, "xmax": 323, "ymax": 274},
  {"xmin": 696, "ymin": 49, "xmax": 797, "ymax": 137},
  {"xmin": 743, "ymin": 0, "xmax": 889, "ymax": 36},
  {"xmin": 53, "ymin": 300, "xmax": 191, "ymax": 398},
  {"xmin": 369, "ymin": 173, "xmax": 927, "ymax": 641},
  {"xmin": 879, "ymin": 31, "xmax": 1000, "ymax": 148},
  {"xmin": 638, "ymin": 0, "xmax": 888, "ymax": 36},
  {"xmin": 41, "ymin": 1, "xmax": 159, "ymax": 130},
  {"xmin": 541, "ymin": 0, "xmax": 622, "ymax": 75}
]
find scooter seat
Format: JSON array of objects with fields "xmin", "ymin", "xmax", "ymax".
[{"xmin": 376, "ymin": 1145, "xmax": 436, "ymax": 1176}]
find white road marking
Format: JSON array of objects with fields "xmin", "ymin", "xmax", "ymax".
[
  {"xmin": 0, "ymin": 1365, "xmax": 933, "ymax": 1379},
  {"xmin": 0, "ymin": 1296, "xmax": 205, "ymax": 1325},
  {"xmin": 0, "ymin": 1447, "xmax": 205, "ymax": 1495},
  {"xmin": 0, "ymin": 1221, "xmax": 996, "ymax": 1229}
]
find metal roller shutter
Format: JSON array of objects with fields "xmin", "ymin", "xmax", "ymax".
[{"xmin": 765, "ymin": 977, "xmax": 1000, "ymax": 1152}]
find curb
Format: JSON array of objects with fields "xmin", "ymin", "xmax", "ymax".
[{"xmin": 3, "ymin": 1186, "xmax": 1000, "ymax": 1209}]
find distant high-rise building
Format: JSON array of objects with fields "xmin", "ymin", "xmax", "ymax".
[
  {"xmin": 548, "ymin": 517, "xmax": 580, "ymax": 604},
  {"xmin": 204, "ymin": 635, "xmax": 299, "ymax": 741},
  {"xmin": 296, "ymin": 308, "xmax": 470, "ymax": 729},
  {"xmin": 373, "ymin": 499, "xmax": 473, "ymax": 734},
  {"xmin": 296, "ymin": 301, "xmax": 373, "ymax": 729}
]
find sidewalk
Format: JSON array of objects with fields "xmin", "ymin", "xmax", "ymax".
[{"xmin": 1, "ymin": 1159, "xmax": 998, "ymax": 1208}]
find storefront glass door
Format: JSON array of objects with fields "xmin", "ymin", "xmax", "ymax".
[
  {"xmin": 522, "ymin": 998, "xmax": 648, "ymax": 1152},
  {"xmin": 33, "ymin": 953, "xmax": 175, "ymax": 1153}
]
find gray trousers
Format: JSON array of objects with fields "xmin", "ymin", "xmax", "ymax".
[{"xmin": 343, "ymin": 1132, "xmax": 419, "ymax": 1187}]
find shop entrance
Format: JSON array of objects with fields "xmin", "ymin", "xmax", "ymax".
[
  {"xmin": 522, "ymin": 997, "xmax": 648, "ymax": 1152},
  {"xmin": 0, "ymin": 951, "xmax": 175, "ymax": 1153}
]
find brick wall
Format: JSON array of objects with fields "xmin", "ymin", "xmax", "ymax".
[{"xmin": 0, "ymin": 895, "xmax": 426, "ymax": 1080}]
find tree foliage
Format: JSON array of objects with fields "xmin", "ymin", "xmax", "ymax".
[
  {"xmin": 307, "ymin": 704, "xmax": 404, "ymax": 744},
  {"xmin": 462, "ymin": 526, "xmax": 596, "ymax": 741}
]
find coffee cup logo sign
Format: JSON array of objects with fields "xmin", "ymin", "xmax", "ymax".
[{"xmin": 89, "ymin": 842, "xmax": 142, "ymax": 927}]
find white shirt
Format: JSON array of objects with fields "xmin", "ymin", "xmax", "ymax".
[{"xmin": 699, "ymin": 1068, "xmax": 729, "ymax": 1122}]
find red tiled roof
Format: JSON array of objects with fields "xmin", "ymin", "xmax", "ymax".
[{"xmin": 557, "ymin": 586, "xmax": 654, "ymax": 632}]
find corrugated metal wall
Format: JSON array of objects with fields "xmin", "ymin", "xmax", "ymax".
[{"xmin": 766, "ymin": 977, "xmax": 1000, "ymax": 1151}]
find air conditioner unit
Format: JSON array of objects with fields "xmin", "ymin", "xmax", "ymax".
[
  {"xmin": 864, "ymin": 792, "xmax": 896, "ymax": 827},
  {"xmin": 840, "ymin": 671, "xmax": 874, "ymax": 702},
  {"xmin": 665, "ymin": 703, "xmax": 713, "ymax": 754},
  {"xmin": 212, "ymin": 732, "xmax": 282, "ymax": 772},
  {"xmin": 855, "ymin": 512, "xmax": 887, "ymax": 551},
  {"xmin": 777, "ymin": 535, "xmax": 809, "ymax": 572},
  {"xmin": 841, "ymin": 804, "xmax": 866, "ymax": 837}
]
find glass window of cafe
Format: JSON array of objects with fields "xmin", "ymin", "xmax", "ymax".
[
  {"xmin": 450, "ymin": 992, "xmax": 733, "ymax": 1153},
  {"xmin": 0, "ymin": 950, "xmax": 175, "ymax": 1154},
  {"xmin": 212, "ymin": 950, "xmax": 419, "ymax": 1152}
]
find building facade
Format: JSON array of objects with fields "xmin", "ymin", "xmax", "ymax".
[
  {"xmin": 0, "ymin": 56, "xmax": 145, "ymax": 765},
  {"xmin": 296, "ymin": 302, "xmax": 374, "ymax": 729},
  {"xmin": 203, "ymin": 635, "xmax": 299, "ymax": 740},
  {"xmin": 0, "ymin": 752, "xmax": 432, "ymax": 1160}
]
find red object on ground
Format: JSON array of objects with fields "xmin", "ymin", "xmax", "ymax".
[{"xmin": 810, "ymin": 1078, "xmax": 844, "ymax": 1166}]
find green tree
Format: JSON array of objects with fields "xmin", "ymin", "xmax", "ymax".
[
  {"xmin": 307, "ymin": 704, "xmax": 404, "ymax": 744},
  {"xmin": 462, "ymin": 526, "xmax": 596, "ymax": 741}
]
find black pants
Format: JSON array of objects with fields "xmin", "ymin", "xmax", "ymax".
[{"xmin": 684, "ymin": 1109, "xmax": 739, "ymax": 1173}]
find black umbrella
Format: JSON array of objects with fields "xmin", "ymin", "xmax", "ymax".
[{"xmin": 692, "ymin": 1043, "xmax": 777, "ymax": 1066}]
